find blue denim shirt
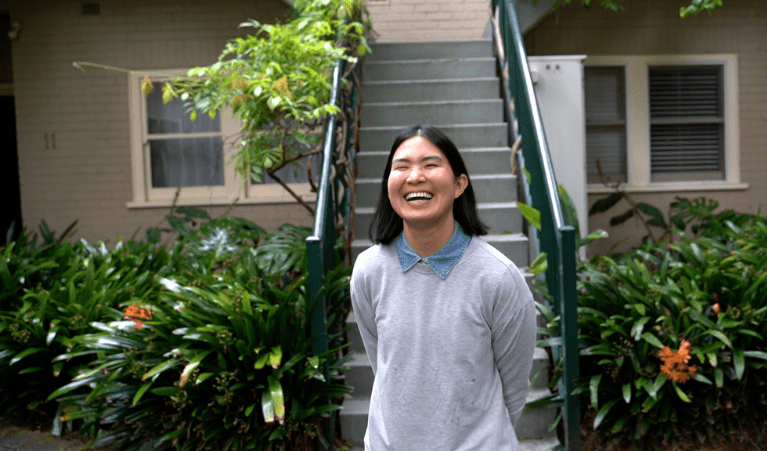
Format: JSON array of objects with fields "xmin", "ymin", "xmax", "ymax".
[{"xmin": 395, "ymin": 222, "xmax": 472, "ymax": 280}]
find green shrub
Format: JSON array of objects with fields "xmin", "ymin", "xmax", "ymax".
[
  {"xmin": 0, "ymin": 223, "xmax": 182, "ymax": 423},
  {"xmin": 39, "ymin": 216, "xmax": 350, "ymax": 450},
  {"xmin": 575, "ymin": 213, "xmax": 767, "ymax": 446}
]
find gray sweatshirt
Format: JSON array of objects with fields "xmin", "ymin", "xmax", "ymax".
[{"xmin": 351, "ymin": 237, "xmax": 537, "ymax": 450}]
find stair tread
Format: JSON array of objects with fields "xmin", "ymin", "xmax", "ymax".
[
  {"xmin": 360, "ymin": 122, "xmax": 507, "ymax": 131},
  {"xmin": 366, "ymin": 98, "xmax": 503, "ymax": 106},
  {"xmin": 364, "ymin": 76, "xmax": 499, "ymax": 85},
  {"xmin": 365, "ymin": 57, "xmax": 495, "ymax": 65}
]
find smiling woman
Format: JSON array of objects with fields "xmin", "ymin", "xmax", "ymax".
[
  {"xmin": 369, "ymin": 125, "xmax": 488, "ymax": 247},
  {"xmin": 351, "ymin": 124, "xmax": 537, "ymax": 451}
]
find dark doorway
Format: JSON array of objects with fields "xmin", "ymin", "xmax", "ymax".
[{"xmin": 1, "ymin": 12, "xmax": 21, "ymax": 245}]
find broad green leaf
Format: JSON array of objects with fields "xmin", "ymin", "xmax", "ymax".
[
  {"xmin": 517, "ymin": 202, "xmax": 541, "ymax": 231},
  {"xmin": 672, "ymin": 381, "xmax": 691, "ymax": 403},
  {"xmin": 647, "ymin": 372, "xmax": 668, "ymax": 399},
  {"xmin": 180, "ymin": 351, "xmax": 213, "ymax": 387},
  {"xmin": 254, "ymin": 353, "xmax": 269, "ymax": 370},
  {"xmin": 580, "ymin": 229, "xmax": 608, "ymax": 246},
  {"xmin": 631, "ymin": 317, "xmax": 650, "ymax": 340},
  {"xmin": 589, "ymin": 192, "xmax": 623, "ymax": 216},
  {"xmin": 150, "ymin": 387, "xmax": 179, "ymax": 396},
  {"xmin": 530, "ymin": 253, "xmax": 548, "ymax": 274},
  {"xmin": 10, "ymin": 347, "xmax": 46, "ymax": 366},
  {"xmin": 622, "ymin": 383, "xmax": 632, "ymax": 404},
  {"xmin": 593, "ymin": 399, "xmax": 618, "ymax": 429},
  {"xmin": 268, "ymin": 375, "xmax": 285, "ymax": 424},
  {"xmin": 693, "ymin": 373, "xmax": 712, "ymax": 384},
  {"xmin": 245, "ymin": 404, "xmax": 255, "ymax": 417},
  {"xmin": 133, "ymin": 380, "xmax": 154, "ymax": 406},
  {"xmin": 142, "ymin": 358, "xmax": 180, "ymax": 381},
  {"xmin": 705, "ymin": 329, "xmax": 732, "ymax": 348},
  {"xmin": 590, "ymin": 374, "xmax": 602, "ymax": 410},
  {"xmin": 269, "ymin": 346, "xmax": 282, "ymax": 369},
  {"xmin": 635, "ymin": 202, "xmax": 667, "ymax": 228},
  {"xmin": 261, "ymin": 390, "xmax": 275, "ymax": 424},
  {"xmin": 714, "ymin": 367, "xmax": 724, "ymax": 388},
  {"xmin": 743, "ymin": 350, "xmax": 767, "ymax": 361},
  {"xmin": 733, "ymin": 348, "xmax": 745, "ymax": 380},
  {"xmin": 641, "ymin": 332, "xmax": 663, "ymax": 349}
]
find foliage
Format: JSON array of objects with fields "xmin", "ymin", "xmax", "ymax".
[
  {"xmin": 543, "ymin": 0, "xmax": 724, "ymax": 18},
  {"xmin": 536, "ymin": 200, "xmax": 767, "ymax": 447},
  {"xmin": 157, "ymin": 0, "xmax": 370, "ymax": 214},
  {"xmin": 588, "ymin": 189, "xmax": 728, "ymax": 249},
  {"xmin": 1, "ymin": 211, "xmax": 351, "ymax": 449},
  {"xmin": 0, "ymin": 223, "xmax": 182, "ymax": 429}
]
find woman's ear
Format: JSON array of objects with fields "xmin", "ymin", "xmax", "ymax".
[{"xmin": 453, "ymin": 174, "xmax": 468, "ymax": 199}]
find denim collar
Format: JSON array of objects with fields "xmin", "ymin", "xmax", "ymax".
[{"xmin": 396, "ymin": 222, "xmax": 472, "ymax": 280}]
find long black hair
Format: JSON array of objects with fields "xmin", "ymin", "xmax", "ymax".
[{"xmin": 369, "ymin": 124, "xmax": 489, "ymax": 244}]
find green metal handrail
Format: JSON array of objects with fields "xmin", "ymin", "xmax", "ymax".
[
  {"xmin": 306, "ymin": 54, "xmax": 360, "ymax": 449},
  {"xmin": 491, "ymin": 1, "xmax": 581, "ymax": 450}
]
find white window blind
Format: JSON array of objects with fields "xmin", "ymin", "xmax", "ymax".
[
  {"xmin": 146, "ymin": 82, "xmax": 225, "ymax": 188},
  {"xmin": 649, "ymin": 66, "xmax": 724, "ymax": 181},
  {"xmin": 585, "ymin": 66, "xmax": 627, "ymax": 184}
]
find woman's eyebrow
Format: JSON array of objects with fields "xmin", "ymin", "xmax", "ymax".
[{"xmin": 392, "ymin": 155, "xmax": 443, "ymax": 164}]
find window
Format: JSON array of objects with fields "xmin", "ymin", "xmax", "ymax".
[
  {"xmin": 128, "ymin": 71, "xmax": 316, "ymax": 207},
  {"xmin": 583, "ymin": 54, "xmax": 744, "ymax": 192}
]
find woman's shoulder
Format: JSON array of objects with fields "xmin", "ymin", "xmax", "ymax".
[{"xmin": 352, "ymin": 242, "xmax": 397, "ymax": 276}]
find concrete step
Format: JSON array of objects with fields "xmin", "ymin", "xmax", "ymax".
[
  {"xmin": 531, "ymin": 346, "xmax": 552, "ymax": 390},
  {"xmin": 519, "ymin": 436, "xmax": 562, "ymax": 451},
  {"xmin": 517, "ymin": 388, "xmax": 559, "ymax": 440},
  {"xmin": 355, "ymin": 201, "xmax": 522, "ymax": 239},
  {"xmin": 339, "ymin": 378, "xmax": 558, "ymax": 446},
  {"xmin": 366, "ymin": 39, "xmax": 494, "ymax": 61},
  {"xmin": 360, "ymin": 123, "xmax": 509, "ymax": 151},
  {"xmin": 356, "ymin": 147, "xmax": 512, "ymax": 178},
  {"xmin": 351, "ymin": 233, "xmax": 528, "ymax": 267},
  {"xmin": 339, "ymin": 397, "xmax": 369, "ymax": 446},
  {"xmin": 362, "ymin": 77, "xmax": 501, "ymax": 103},
  {"xmin": 346, "ymin": 309, "xmax": 365, "ymax": 354},
  {"xmin": 345, "ymin": 351, "xmax": 374, "ymax": 399},
  {"xmin": 361, "ymin": 99, "xmax": 504, "ymax": 128},
  {"xmin": 355, "ymin": 173, "xmax": 516, "ymax": 207},
  {"xmin": 363, "ymin": 57, "xmax": 497, "ymax": 82}
]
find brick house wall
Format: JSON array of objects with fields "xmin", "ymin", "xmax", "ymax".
[
  {"xmin": 1, "ymin": 0, "xmax": 318, "ymax": 244},
  {"xmin": 365, "ymin": 0, "xmax": 490, "ymax": 42},
  {"xmin": 524, "ymin": 0, "xmax": 767, "ymax": 254}
]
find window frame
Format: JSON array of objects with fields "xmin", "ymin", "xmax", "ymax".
[
  {"xmin": 127, "ymin": 70, "xmax": 316, "ymax": 208},
  {"xmin": 583, "ymin": 54, "xmax": 747, "ymax": 194}
]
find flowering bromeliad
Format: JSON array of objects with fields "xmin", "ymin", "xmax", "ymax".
[
  {"xmin": 658, "ymin": 339, "xmax": 697, "ymax": 383},
  {"xmin": 124, "ymin": 304, "xmax": 152, "ymax": 330}
]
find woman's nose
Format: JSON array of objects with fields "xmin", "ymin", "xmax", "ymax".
[{"xmin": 406, "ymin": 166, "xmax": 425, "ymax": 183}]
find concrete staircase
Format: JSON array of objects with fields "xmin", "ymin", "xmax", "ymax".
[{"xmin": 341, "ymin": 39, "xmax": 560, "ymax": 451}]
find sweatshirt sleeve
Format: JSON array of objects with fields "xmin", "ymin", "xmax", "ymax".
[
  {"xmin": 350, "ymin": 262, "xmax": 378, "ymax": 375},
  {"xmin": 491, "ymin": 268, "xmax": 537, "ymax": 428}
]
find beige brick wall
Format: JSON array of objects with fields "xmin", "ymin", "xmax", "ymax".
[
  {"xmin": 525, "ymin": 0, "xmax": 767, "ymax": 255},
  {"xmin": 366, "ymin": 0, "xmax": 490, "ymax": 42},
  {"xmin": 2, "ymin": 0, "xmax": 320, "ymax": 244}
]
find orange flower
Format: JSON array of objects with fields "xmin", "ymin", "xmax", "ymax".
[
  {"xmin": 711, "ymin": 303, "xmax": 721, "ymax": 314},
  {"xmin": 658, "ymin": 339, "xmax": 697, "ymax": 384},
  {"xmin": 124, "ymin": 304, "xmax": 152, "ymax": 330}
]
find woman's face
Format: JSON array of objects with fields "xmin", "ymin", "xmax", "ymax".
[{"xmin": 387, "ymin": 136, "xmax": 468, "ymax": 231}]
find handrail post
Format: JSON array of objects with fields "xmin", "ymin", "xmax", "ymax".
[{"xmin": 560, "ymin": 227, "xmax": 581, "ymax": 451}]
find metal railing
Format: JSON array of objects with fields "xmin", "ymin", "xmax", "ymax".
[
  {"xmin": 306, "ymin": 55, "xmax": 360, "ymax": 449},
  {"xmin": 491, "ymin": 1, "xmax": 581, "ymax": 450}
]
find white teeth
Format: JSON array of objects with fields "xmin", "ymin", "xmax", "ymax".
[{"xmin": 405, "ymin": 192, "xmax": 433, "ymax": 201}]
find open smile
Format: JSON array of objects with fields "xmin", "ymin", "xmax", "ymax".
[{"xmin": 404, "ymin": 192, "xmax": 434, "ymax": 202}]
